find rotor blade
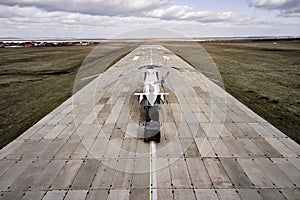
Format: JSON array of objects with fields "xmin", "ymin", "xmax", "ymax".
[
  {"xmin": 161, "ymin": 82, "xmax": 166, "ymax": 95},
  {"xmin": 164, "ymin": 71, "xmax": 170, "ymax": 79},
  {"xmin": 170, "ymin": 66, "xmax": 180, "ymax": 71},
  {"xmin": 103, "ymin": 78, "xmax": 121, "ymax": 89},
  {"xmin": 109, "ymin": 65, "xmax": 145, "ymax": 72},
  {"xmin": 81, "ymin": 73, "xmax": 102, "ymax": 81},
  {"xmin": 158, "ymin": 64, "xmax": 180, "ymax": 71},
  {"xmin": 81, "ymin": 66, "xmax": 142, "ymax": 81},
  {"xmin": 165, "ymin": 77, "xmax": 175, "ymax": 92},
  {"xmin": 103, "ymin": 69, "xmax": 139, "ymax": 89}
]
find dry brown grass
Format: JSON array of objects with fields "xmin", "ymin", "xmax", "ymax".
[{"xmin": 0, "ymin": 43, "xmax": 137, "ymax": 149}]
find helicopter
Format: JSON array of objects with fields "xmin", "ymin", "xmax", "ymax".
[
  {"xmin": 102, "ymin": 64, "xmax": 174, "ymax": 109},
  {"xmin": 134, "ymin": 65, "xmax": 169, "ymax": 107},
  {"xmin": 83, "ymin": 64, "xmax": 175, "ymax": 142}
]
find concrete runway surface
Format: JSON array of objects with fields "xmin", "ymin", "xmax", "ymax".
[{"xmin": 0, "ymin": 45, "xmax": 299, "ymax": 200}]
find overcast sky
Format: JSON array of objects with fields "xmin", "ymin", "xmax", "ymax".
[{"xmin": 0, "ymin": 0, "xmax": 299, "ymax": 38}]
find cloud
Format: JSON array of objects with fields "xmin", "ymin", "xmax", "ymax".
[
  {"xmin": 145, "ymin": 5, "xmax": 239, "ymax": 23},
  {"xmin": 0, "ymin": 0, "xmax": 171, "ymax": 17},
  {"xmin": 0, "ymin": 4, "xmax": 193, "ymax": 38},
  {"xmin": 0, "ymin": 5, "xmax": 151, "ymax": 27},
  {"xmin": 0, "ymin": 0, "xmax": 239, "ymax": 23},
  {"xmin": 0, "ymin": 1, "xmax": 299, "ymax": 38},
  {"xmin": 0, "ymin": 1, "xmax": 243, "ymax": 26},
  {"xmin": 248, "ymin": 0, "xmax": 298, "ymax": 9},
  {"xmin": 248, "ymin": 0, "xmax": 300, "ymax": 17}
]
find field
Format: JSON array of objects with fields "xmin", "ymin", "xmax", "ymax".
[
  {"xmin": 0, "ymin": 43, "xmax": 137, "ymax": 149},
  {"xmin": 164, "ymin": 41, "xmax": 300, "ymax": 144},
  {"xmin": 203, "ymin": 41, "xmax": 300, "ymax": 144},
  {"xmin": 0, "ymin": 40, "xmax": 299, "ymax": 148}
]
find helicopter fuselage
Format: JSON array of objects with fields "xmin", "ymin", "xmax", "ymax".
[{"xmin": 134, "ymin": 66, "xmax": 168, "ymax": 107}]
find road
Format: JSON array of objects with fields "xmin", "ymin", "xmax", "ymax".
[{"xmin": 0, "ymin": 45, "xmax": 299, "ymax": 200}]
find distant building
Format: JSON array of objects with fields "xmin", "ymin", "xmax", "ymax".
[{"xmin": 24, "ymin": 42, "xmax": 33, "ymax": 47}]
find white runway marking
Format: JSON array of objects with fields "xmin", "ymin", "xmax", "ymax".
[
  {"xmin": 132, "ymin": 56, "xmax": 139, "ymax": 61},
  {"xmin": 150, "ymin": 48, "xmax": 153, "ymax": 65},
  {"xmin": 162, "ymin": 55, "xmax": 169, "ymax": 60},
  {"xmin": 150, "ymin": 141, "xmax": 157, "ymax": 200}
]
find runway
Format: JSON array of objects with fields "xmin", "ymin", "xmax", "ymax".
[{"xmin": 0, "ymin": 45, "xmax": 299, "ymax": 200}]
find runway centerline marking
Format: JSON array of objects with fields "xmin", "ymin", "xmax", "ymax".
[
  {"xmin": 149, "ymin": 141, "xmax": 157, "ymax": 200},
  {"xmin": 150, "ymin": 48, "xmax": 153, "ymax": 65}
]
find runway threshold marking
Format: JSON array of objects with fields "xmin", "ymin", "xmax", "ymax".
[{"xmin": 149, "ymin": 141, "xmax": 157, "ymax": 200}]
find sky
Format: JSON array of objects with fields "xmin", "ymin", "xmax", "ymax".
[{"xmin": 0, "ymin": 0, "xmax": 299, "ymax": 39}]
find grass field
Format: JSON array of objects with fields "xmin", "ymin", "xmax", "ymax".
[
  {"xmin": 0, "ymin": 43, "xmax": 137, "ymax": 149},
  {"xmin": 203, "ymin": 41, "xmax": 300, "ymax": 144},
  {"xmin": 164, "ymin": 41, "xmax": 300, "ymax": 144},
  {"xmin": 0, "ymin": 40, "xmax": 299, "ymax": 149}
]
